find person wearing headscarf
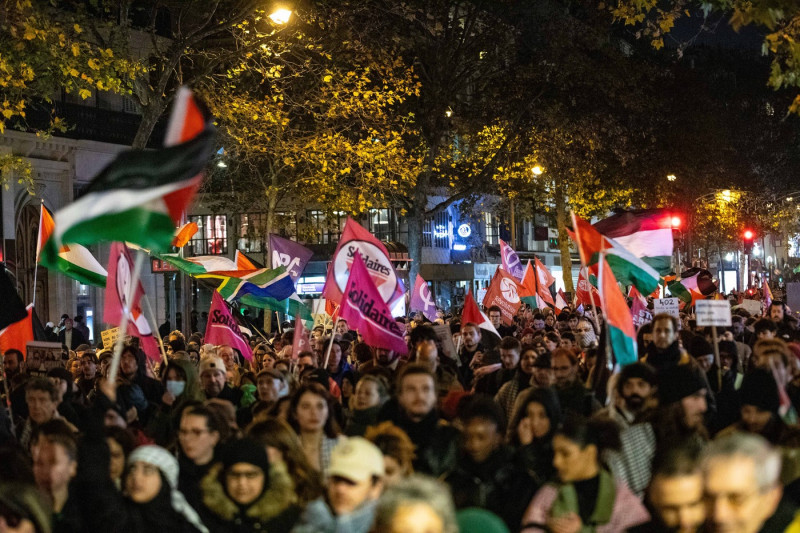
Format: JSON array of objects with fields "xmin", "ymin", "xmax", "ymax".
[
  {"xmin": 72, "ymin": 379, "xmax": 208, "ymax": 533},
  {"xmin": 148, "ymin": 359, "xmax": 204, "ymax": 447},
  {"xmin": 200, "ymin": 438, "xmax": 301, "ymax": 532}
]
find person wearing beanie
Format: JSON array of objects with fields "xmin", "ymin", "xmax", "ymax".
[
  {"xmin": 598, "ymin": 362, "xmax": 657, "ymax": 429},
  {"xmin": 292, "ymin": 437, "xmax": 386, "ymax": 533},
  {"xmin": 606, "ymin": 364, "xmax": 709, "ymax": 498},
  {"xmin": 199, "ymin": 356, "xmax": 243, "ymax": 407},
  {"xmin": 72, "ymin": 379, "xmax": 208, "ymax": 533},
  {"xmin": 200, "ymin": 438, "xmax": 300, "ymax": 532},
  {"xmin": 716, "ymin": 369, "xmax": 786, "ymax": 445}
]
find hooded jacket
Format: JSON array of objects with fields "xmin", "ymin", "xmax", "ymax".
[
  {"xmin": 200, "ymin": 460, "xmax": 301, "ymax": 532},
  {"xmin": 148, "ymin": 359, "xmax": 204, "ymax": 447}
]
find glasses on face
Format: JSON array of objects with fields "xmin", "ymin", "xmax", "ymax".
[{"xmin": 179, "ymin": 428, "xmax": 210, "ymax": 438}]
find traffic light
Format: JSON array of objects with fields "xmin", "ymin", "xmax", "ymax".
[
  {"xmin": 670, "ymin": 216, "xmax": 682, "ymax": 229},
  {"xmin": 743, "ymin": 229, "xmax": 755, "ymax": 254}
]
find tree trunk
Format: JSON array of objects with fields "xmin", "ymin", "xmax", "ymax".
[
  {"xmin": 131, "ymin": 100, "xmax": 167, "ymax": 149},
  {"xmin": 555, "ymin": 178, "xmax": 574, "ymax": 294},
  {"xmin": 265, "ymin": 182, "xmax": 278, "ymax": 264}
]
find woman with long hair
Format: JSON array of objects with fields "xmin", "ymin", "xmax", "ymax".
[{"xmin": 288, "ymin": 382, "xmax": 343, "ymax": 477}]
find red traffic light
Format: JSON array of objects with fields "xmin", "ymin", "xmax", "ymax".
[
  {"xmin": 743, "ymin": 229, "xmax": 754, "ymax": 240},
  {"xmin": 670, "ymin": 216, "xmax": 682, "ymax": 229}
]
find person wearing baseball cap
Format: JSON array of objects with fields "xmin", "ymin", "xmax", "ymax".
[
  {"xmin": 199, "ymin": 356, "xmax": 242, "ymax": 407},
  {"xmin": 293, "ymin": 437, "xmax": 385, "ymax": 533}
]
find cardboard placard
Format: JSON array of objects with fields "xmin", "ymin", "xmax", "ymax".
[
  {"xmin": 696, "ymin": 300, "xmax": 732, "ymax": 327},
  {"xmin": 101, "ymin": 327, "xmax": 120, "ymax": 350},
  {"xmin": 733, "ymin": 299, "xmax": 762, "ymax": 317},
  {"xmin": 653, "ymin": 298, "xmax": 680, "ymax": 318},
  {"xmin": 25, "ymin": 341, "xmax": 66, "ymax": 377},
  {"xmin": 432, "ymin": 324, "xmax": 460, "ymax": 366}
]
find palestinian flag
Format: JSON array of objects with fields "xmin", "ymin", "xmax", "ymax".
[
  {"xmin": 39, "ymin": 88, "xmax": 216, "ymax": 266},
  {"xmin": 37, "ymin": 204, "xmax": 107, "ymax": 287},
  {"xmin": 172, "ymin": 221, "xmax": 199, "ymax": 248},
  {"xmin": 667, "ymin": 267, "xmax": 717, "ymax": 305},
  {"xmin": 235, "ymin": 250, "xmax": 258, "ymax": 270},
  {"xmin": 461, "ymin": 290, "xmax": 500, "ymax": 338},
  {"xmin": 592, "ymin": 209, "xmax": 674, "ymax": 275},
  {"xmin": 570, "ymin": 212, "xmax": 661, "ymax": 296},
  {"xmin": 157, "ymin": 254, "xmax": 240, "ymax": 275},
  {"xmin": 555, "ymin": 289, "xmax": 568, "ymax": 315},
  {"xmin": 599, "ymin": 256, "xmax": 637, "ymax": 366},
  {"xmin": 519, "ymin": 260, "xmax": 555, "ymax": 309}
]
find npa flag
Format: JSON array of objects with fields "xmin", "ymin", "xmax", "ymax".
[
  {"xmin": 499, "ymin": 239, "xmax": 525, "ymax": 281},
  {"xmin": 291, "ymin": 314, "xmax": 311, "ymax": 359},
  {"xmin": 482, "ymin": 268, "xmax": 522, "ymax": 326},
  {"xmin": 410, "ymin": 275, "xmax": 437, "ymax": 322},
  {"xmin": 40, "ymin": 88, "xmax": 215, "ymax": 266},
  {"xmin": 205, "ymin": 291, "xmax": 254, "ymax": 360},
  {"xmin": 339, "ymin": 253, "xmax": 407, "ymax": 354},
  {"xmin": 576, "ymin": 267, "xmax": 602, "ymax": 310},
  {"xmin": 103, "ymin": 243, "xmax": 160, "ymax": 361},
  {"xmin": 322, "ymin": 217, "xmax": 404, "ymax": 306},
  {"xmin": 599, "ymin": 256, "xmax": 637, "ymax": 366},
  {"xmin": 269, "ymin": 234, "xmax": 313, "ymax": 282},
  {"xmin": 462, "ymin": 290, "xmax": 500, "ymax": 338},
  {"xmin": 37, "ymin": 204, "xmax": 108, "ymax": 287}
]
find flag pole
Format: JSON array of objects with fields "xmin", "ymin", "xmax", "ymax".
[
  {"xmin": 322, "ymin": 305, "xmax": 339, "ymax": 369},
  {"xmin": 108, "ymin": 251, "xmax": 146, "ymax": 384},
  {"xmin": 141, "ymin": 293, "xmax": 169, "ymax": 368},
  {"xmin": 32, "ymin": 199, "xmax": 44, "ymax": 309}
]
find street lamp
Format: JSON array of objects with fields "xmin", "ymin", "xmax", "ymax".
[
  {"xmin": 532, "ymin": 165, "xmax": 543, "ymax": 176},
  {"xmin": 667, "ymin": 174, "xmax": 677, "ymax": 182},
  {"xmin": 269, "ymin": 7, "xmax": 292, "ymax": 24}
]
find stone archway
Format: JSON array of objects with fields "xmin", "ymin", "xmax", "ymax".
[{"xmin": 15, "ymin": 203, "xmax": 48, "ymax": 320}]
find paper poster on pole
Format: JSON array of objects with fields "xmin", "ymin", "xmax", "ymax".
[
  {"xmin": 653, "ymin": 298, "xmax": 680, "ymax": 318},
  {"xmin": 432, "ymin": 324, "xmax": 459, "ymax": 366},
  {"xmin": 733, "ymin": 299, "xmax": 762, "ymax": 317},
  {"xmin": 696, "ymin": 300, "xmax": 732, "ymax": 327},
  {"xmin": 101, "ymin": 327, "xmax": 120, "ymax": 350},
  {"xmin": 25, "ymin": 341, "xmax": 65, "ymax": 377}
]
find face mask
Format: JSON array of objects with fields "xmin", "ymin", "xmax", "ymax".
[
  {"xmin": 166, "ymin": 380, "xmax": 186, "ymax": 397},
  {"xmin": 577, "ymin": 330, "xmax": 597, "ymax": 350}
]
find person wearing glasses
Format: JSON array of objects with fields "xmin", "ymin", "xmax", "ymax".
[{"xmin": 177, "ymin": 405, "xmax": 225, "ymax": 512}]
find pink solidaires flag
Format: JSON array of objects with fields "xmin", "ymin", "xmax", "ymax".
[
  {"xmin": 205, "ymin": 291, "xmax": 254, "ymax": 360},
  {"xmin": 499, "ymin": 239, "xmax": 525, "ymax": 282},
  {"xmin": 104, "ymin": 243, "xmax": 161, "ymax": 361},
  {"xmin": 410, "ymin": 274, "xmax": 437, "ymax": 322},
  {"xmin": 291, "ymin": 314, "xmax": 311, "ymax": 360},
  {"xmin": 339, "ymin": 252, "xmax": 407, "ymax": 354}
]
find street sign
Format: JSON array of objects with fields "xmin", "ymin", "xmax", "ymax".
[
  {"xmin": 653, "ymin": 298, "xmax": 680, "ymax": 318},
  {"xmin": 696, "ymin": 300, "xmax": 732, "ymax": 327}
]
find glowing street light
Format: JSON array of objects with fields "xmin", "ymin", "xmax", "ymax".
[
  {"xmin": 269, "ymin": 8, "xmax": 292, "ymax": 25},
  {"xmin": 532, "ymin": 165, "xmax": 543, "ymax": 176},
  {"xmin": 667, "ymin": 174, "xmax": 677, "ymax": 181}
]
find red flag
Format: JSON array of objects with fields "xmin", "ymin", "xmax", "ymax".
[
  {"xmin": 291, "ymin": 314, "xmax": 311, "ymax": 360},
  {"xmin": 321, "ymin": 217, "xmax": 405, "ymax": 306},
  {"xmin": 339, "ymin": 252, "xmax": 407, "ymax": 354},
  {"xmin": 104, "ymin": 243, "xmax": 160, "ymax": 361},
  {"xmin": 555, "ymin": 289, "xmax": 568, "ymax": 315},
  {"xmin": 462, "ymin": 290, "xmax": 500, "ymax": 338},
  {"xmin": 576, "ymin": 267, "xmax": 602, "ymax": 310},
  {"xmin": 483, "ymin": 268, "xmax": 523, "ymax": 325},
  {"xmin": 205, "ymin": 291, "xmax": 254, "ymax": 360},
  {"xmin": 0, "ymin": 304, "xmax": 34, "ymax": 355}
]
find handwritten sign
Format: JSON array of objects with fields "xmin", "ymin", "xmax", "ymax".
[
  {"xmin": 101, "ymin": 327, "xmax": 120, "ymax": 350},
  {"xmin": 653, "ymin": 298, "xmax": 680, "ymax": 318},
  {"xmin": 696, "ymin": 300, "xmax": 732, "ymax": 327}
]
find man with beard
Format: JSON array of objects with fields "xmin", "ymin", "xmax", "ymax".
[
  {"xmin": 598, "ymin": 362, "xmax": 657, "ymax": 429},
  {"xmin": 768, "ymin": 300, "xmax": 796, "ymax": 342},
  {"xmin": 550, "ymin": 348, "xmax": 600, "ymax": 417},
  {"xmin": 457, "ymin": 323, "xmax": 484, "ymax": 388},
  {"xmin": 607, "ymin": 364, "xmax": 709, "ymax": 498},
  {"xmin": 358, "ymin": 347, "xmax": 407, "ymax": 385}
]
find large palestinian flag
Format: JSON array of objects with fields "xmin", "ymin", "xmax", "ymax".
[
  {"xmin": 592, "ymin": 209, "xmax": 674, "ymax": 276},
  {"xmin": 39, "ymin": 88, "xmax": 215, "ymax": 266},
  {"xmin": 599, "ymin": 256, "xmax": 637, "ymax": 366}
]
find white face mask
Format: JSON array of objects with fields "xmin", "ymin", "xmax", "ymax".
[
  {"xmin": 577, "ymin": 330, "xmax": 597, "ymax": 350},
  {"xmin": 166, "ymin": 380, "xmax": 186, "ymax": 397}
]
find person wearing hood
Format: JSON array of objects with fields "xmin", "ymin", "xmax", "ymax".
[
  {"xmin": 118, "ymin": 345, "xmax": 164, "ymax": 424},
  {"xmin": 717, "ymin": 369, "xmax": 786, "ymax": 444},
  {"xmin": 73, "ymin": 379, "xmax": 209, "ymax": 533},
  {"xmin": 200, "ymin": 438, "xmax": 300, "ymax": 532},
  {"xmin": 292, "ymin": 437, "xmax": 385, "ymax": 533},
  {"xmin": 148, "ymin": 359, "xmax": 204, "ymax": 447},
  {"xmin": 509, "ymin": 388, "xmax": 562, "ymax": 492}
]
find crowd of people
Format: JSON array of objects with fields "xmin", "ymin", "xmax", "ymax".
[{"xmin": 2, "ymin": 298, "xmax": 800, "ymax": 533}]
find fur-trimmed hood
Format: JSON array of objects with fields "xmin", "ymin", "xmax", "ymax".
[{"xmin": 201, "ymin": 459, "xmax": 297, "ymax": 521}]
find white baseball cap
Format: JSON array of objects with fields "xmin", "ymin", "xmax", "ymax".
[{"xmin": 328, "ymin": 437, "xmax": 385, "ymax": 482}]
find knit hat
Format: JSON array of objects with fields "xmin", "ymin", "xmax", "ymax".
[
  {"xmin": 739, "ymin": 369, "xmax": 780, "ymax": 414},
  {"xmin": 128, "ymin": 445, "xmax": 208, "ymax": 533},
  {"xmin": 689, "ymin": 337, "xmax": 714, "ymax": 359},
  {"xmin": 218, "ymin": 438, "xmax": 270, "ymax": 477},
  {"xmin": 657, "ymin": 365, "xmax": 706, "ymax": 405},
  {"xmin": 618, "ymin": 362, "xmax": 657, "ymax": 387}
]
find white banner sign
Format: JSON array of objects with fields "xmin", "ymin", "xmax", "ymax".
[
  {"xmin": 653, "ymin": 298, "xmax": 680, "ymax": 318},
  {"xmin": 696, "ymin": 300, "xmax": 732, "ymax": 327}
]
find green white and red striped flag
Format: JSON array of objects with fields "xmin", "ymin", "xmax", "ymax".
[
  {"xmin": 37, "ymin": 204, "xmax": 107, "ymax": 286},
  {"xmin": 598, "ymin": 254, "xmax": 637, "ymax": 367},
  {"xmin": 592, "ymin": 209, "xmax": 674, "ymax": 276},
  {"xmin": 39, "ymin": 88, "xmax": 215, "ymax": 266}
]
